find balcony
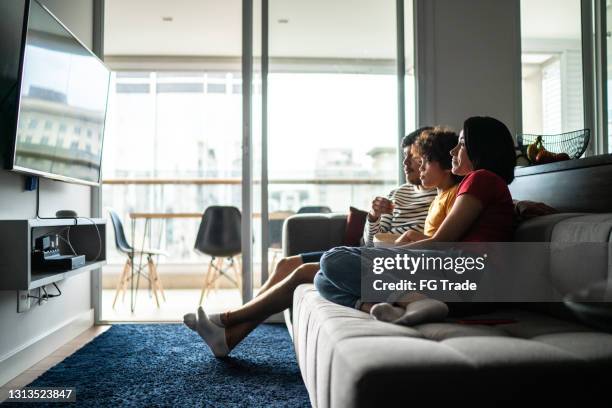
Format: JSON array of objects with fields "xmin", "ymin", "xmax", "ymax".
[{"xmin": 100, "ymin": 177, "xmax": 396, "ymax": 321}]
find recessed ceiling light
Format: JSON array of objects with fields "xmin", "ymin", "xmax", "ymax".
[
  {"xmin": 162, "ymin": 16, "xmax": 173, "ymax": 22},
  {"xmin": 277, "ymin": 18, "xmax": 289, "ymax": 24}
]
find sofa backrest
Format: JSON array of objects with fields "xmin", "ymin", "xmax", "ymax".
[
  {"xmin": 283, "ymin": 213, "xmax": 347, "ymax": 257},
  {"xmin": 513, "ymin": 212, "xmax": 612, "ymax": 321}
]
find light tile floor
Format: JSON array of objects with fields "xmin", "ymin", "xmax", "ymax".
[{"xmin": 101, "ymin": 288, "xmax": 244, "ymax": 322}]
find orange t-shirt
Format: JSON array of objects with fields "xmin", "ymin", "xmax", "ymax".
[{"xmin": 423, "ymin": 184, "xmax": 459, "ymax": 237}]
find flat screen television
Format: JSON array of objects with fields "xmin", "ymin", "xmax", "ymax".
[{"xmin": 5, "ymin": 0, "xmax": 110, "ymax": 186}]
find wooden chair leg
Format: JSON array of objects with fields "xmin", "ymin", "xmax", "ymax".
[
  {"xmin": 121, "ymin": 273, "xmax": 131, "ymax": 302},
  {"xmin": 199, "ymin": 258, "xmax": 215, "ymax": 306},
  {"xmin": 213, "ymin": 258, "xmax": 223, "ymax": 295},
  {"xmin": 149, "ymin": 257, "xmax": 166, "ymax": 302},
  {"xmin": 147, "ymin": 257, "xmax": 160, "ymax": 308},
  {"xmin": 231, "ymin": 256, "xmax": 242, "ymax": 295},
  {"xmin": 121, "ymin": 259, "xmax": 132, "ymax": 302},
  {"xmin": 113, "ymin": 259, "xmax": 130, "ymax": 308}
]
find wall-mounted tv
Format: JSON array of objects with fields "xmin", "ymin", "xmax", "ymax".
[{"xmin": 4, "ymin": 0, "xmax": 110, "ymax": 186}]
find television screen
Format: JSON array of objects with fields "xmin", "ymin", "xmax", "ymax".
[{"xmin": 11, "ymin": 0, "xmax": 110, "ymax": 185}]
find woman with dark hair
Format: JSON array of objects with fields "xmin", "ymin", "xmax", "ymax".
[
  {"xmin": 314, "ymin": 116, "xmax": 516, "ymax": 323},
  {"xmin": 462, "ymin": 116, "xmax": 515, "ymax": 184}
]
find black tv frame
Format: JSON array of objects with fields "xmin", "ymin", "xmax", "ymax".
[{"xmin": 0, "ymin": 0, "xmax": 110, "ymax": 187}]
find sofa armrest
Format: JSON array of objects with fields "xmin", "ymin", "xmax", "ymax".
[{"xmin": 283, "ymin": 213, "xmax": 348, "ymax": 257}]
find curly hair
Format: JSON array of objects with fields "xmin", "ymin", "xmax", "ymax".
[
  {"xmin": 415, "ymin": 127, "xmax": 462, "ymax": 184},
  {"xmin": 415, "ymin": 125, "xmax": 457, "ymax": 162}
]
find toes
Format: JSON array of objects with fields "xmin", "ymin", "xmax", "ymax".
[{"xmin": 183, "ymin": 313, "xmax": 197, "ymax": 330}]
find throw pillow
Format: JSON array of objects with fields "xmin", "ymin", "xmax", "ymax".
[{"xmin": 342, "ymin": 206, "xmax": 368, "ymax": 246}]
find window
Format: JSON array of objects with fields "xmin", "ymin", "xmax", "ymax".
[
  {"xmin": 267, "ymin": 0, "xmax": 399, "ymax": 213},
  {"xmin": 206, "ymin": 83, "xmax": 226, "ymax": 94},
  {"xmin": 102, "ymin": 71, "xmax": 243, "ymax": 264},
  {"xmin": 521, "ymin": 0, "xmax": 584, "ymax": 135}
]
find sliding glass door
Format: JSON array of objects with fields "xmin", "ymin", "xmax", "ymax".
[
  {"xmin": 254, "ymin": 0, "xmax": 414, "ymax": 293},
  {"xmin": 100, "ymin": 0, "xmax": 244, "ymax": 321},
  {"xmin": 98, "ymin": 0, "xmax": 414, "ymax": 321}
]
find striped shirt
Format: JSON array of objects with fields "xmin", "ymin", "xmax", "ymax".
[{"xmin": 364, "ymin": 183, "xmax": 437, "ymax": 246}]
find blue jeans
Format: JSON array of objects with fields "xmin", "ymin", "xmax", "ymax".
[
  {"xmin": 314, "ymin": 246, "xmax": 364, "ymax": 309},
  {"xmin": 314, "ymin": 246, "xmax": 460, "ymax": 309}
]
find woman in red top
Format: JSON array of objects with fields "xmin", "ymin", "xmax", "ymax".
[
  {"xmin": 313, "ymin": 116, "xmax": 517, "ymax": 322},
  {"xmin": 399, "ymin": 115, "xmax": 516, "ymax": 244}
]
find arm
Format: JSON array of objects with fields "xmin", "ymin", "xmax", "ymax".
[
  {"xmin": 363, "ymin": 217, "xmax": 380, "ymax": 247},
  {"xmin": 399, "ymin": 193, "xmax": 483, "ymax": 249},
  {"xmin": 363, "ymin": 195, "xmax": 394, "ymax": 246},
  {"xmin": 394, "ymin": 229, "xmax": 428, "ymax": 244}
]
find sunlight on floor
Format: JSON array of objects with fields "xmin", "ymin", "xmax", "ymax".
[{"xmin": 101, "ymin": 289, "xmax": 243, "ymax": 322}]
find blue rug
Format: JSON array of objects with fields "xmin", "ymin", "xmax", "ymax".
[{"xmin": 12, "ymin": 324, "xmax": 310, "ymax": 407}]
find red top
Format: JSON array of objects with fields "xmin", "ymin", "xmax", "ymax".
[{"xmin": 456, "ymin": 169, "xmax": 513, "ymax": 242}]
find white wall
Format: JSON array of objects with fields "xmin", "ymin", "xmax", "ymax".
[
  {"xmin": 0, "ymin": 0, "xmax": 95, "ymax": 386},
  {"xmin": 416, "ymin": 0, "xmax": 522, "ymax": 135}
]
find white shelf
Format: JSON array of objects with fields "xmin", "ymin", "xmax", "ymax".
[
  {"xmin": 0, "ymin": 218, "xmax": 107, "ymax": 291},
  {"xmin": 30, "ymin": 260, "xmax": 106, "ymax": 289}
]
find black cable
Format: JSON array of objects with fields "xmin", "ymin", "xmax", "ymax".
[
  {"xmin": 78, "ymin": 217, "xmax": 102, "ymax": 262},
  {"xmin": 35, "ymin": 180, "xmax": 57, "ymax": 220},
  {"xmin": 34, "ymin": 178, "xmax": 102, "ymax": 262},
  {"xmin": 28, "ymin": 283, "xmax": 62, "ymax": 303},
  {"xmin": 46, "ymin": 283, "xmax": 62, "ymax": 298}
]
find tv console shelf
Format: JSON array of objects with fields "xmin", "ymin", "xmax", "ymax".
[{"xmin": 0, "ymin": 218, "xmax": 106, "ymax": 291}]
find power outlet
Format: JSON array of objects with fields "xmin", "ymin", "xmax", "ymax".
[{"xmin": 17, "ymin": 290, "xmax": 31, "ymax": 313}]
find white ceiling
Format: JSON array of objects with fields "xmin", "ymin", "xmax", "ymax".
[
  {"xmin": 104, "ymin": 0, "xmax": 580, "ymax": 59},
  {"xmin": 104, "ymin": 0, "xmax": 398, "ymax": 59},
  {"xmin": 520, "ymin": 0, "xmax": 581, "ymax": 41}
]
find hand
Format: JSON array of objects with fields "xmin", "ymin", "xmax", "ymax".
[
  {"xmin": 368, "ymin": 197, "xmax": 394, "ymax": 222},
  {"xmin": 394, "ymin": 230, "xmax": 426, "ymax": 244}
]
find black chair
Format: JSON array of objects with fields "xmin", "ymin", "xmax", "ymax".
[
  {"xmin": 108, "ymin": 209, "xmax": 166, "ymax": 309},
  {"xmin": 297, "ymin": 206, "xmax": 332, "ymax": 214},
  {"xmin": 194, "ymin": 206, "xmax": 242, "ymax": 305}
]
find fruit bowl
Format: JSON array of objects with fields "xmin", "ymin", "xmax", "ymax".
[{"xmin": 517, "ymin": 129, "xmax": 590, "ymax": 163}]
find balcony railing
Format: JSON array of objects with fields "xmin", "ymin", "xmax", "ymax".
[
  {"xmin": 102, "ymin": 177, "xmax": 397, "ymax": 265},
  {"xmin": 103, "ymin": 178, "xmax": 395, "ymax": 185}
]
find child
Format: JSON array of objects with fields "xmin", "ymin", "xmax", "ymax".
[{"xmin": 395, "ymin": 127, "xmax": 461, "ymax": 244}]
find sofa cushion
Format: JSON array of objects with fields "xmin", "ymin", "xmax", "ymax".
[
  {"xmin": 532, "ymin": 332, "xmax": 612, "ymax": 363},
  {"xmin": 330, "ymin": 336, "xmax": 608, "ymax": 406},
  {"xmin": 413, "ymin": 322, "xmax": 508, "ymax": 340},
  {"xmin": 549, "ymin": 214, "xmax": 612, "ymax": 295},
  {"xmin": 293, "ymin": 284, "xmax": 421, "ymax": 408},
  {"xmin": 283, "ymin": 214, "xmax": 348, "ymax": 256},
  {"xmin": 331, "ymin": 337, "xmax": 476, "ymax": 407},
  {"xmin": 293, "ymin": 284, "xmax": 612, "ymax": 407},
  {"xmin": 513, "ymin": 212, "xmax": 584, "ymax": 242}
]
